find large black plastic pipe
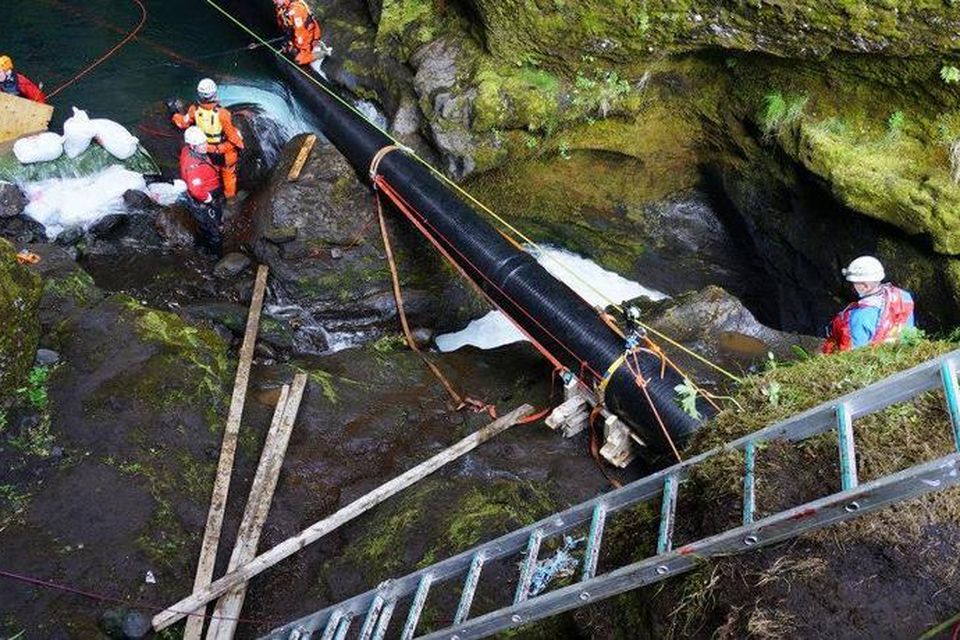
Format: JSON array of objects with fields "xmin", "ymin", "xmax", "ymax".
[{"xmin": 231, "ymin": 2, "xmax": 708, "ymax": 452}]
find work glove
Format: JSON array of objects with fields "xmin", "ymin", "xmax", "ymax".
[{"xmin": 165, "ymin": 97, "xmax": 185, "ymax": 116}]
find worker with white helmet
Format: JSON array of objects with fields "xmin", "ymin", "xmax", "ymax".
[
  {"xmin": 170, "ymin": 78, "xmax": 244, "ymax": 199},
  {"xmin": 822, "ymin": 256, "xmax": 915, "ymax": 353},
  {"xmin": 179, "ymin": 125, "xmax": 224, "ymax": 253}
]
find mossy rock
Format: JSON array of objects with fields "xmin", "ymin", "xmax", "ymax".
[
  {"xmin": 0, "ymin": 239, "xmax": 42, "ymax": 405},
  {"xmin": 459, "ymin": 1, "xmax": 960, "ymax": 67}
]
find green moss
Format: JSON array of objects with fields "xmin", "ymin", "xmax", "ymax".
[
  {"xmin": 306, "ymin": 369, "xmax": 339, "ymax": 405},
  {"xmin": 344, "ymin": 478, "xmax": 556, "ymax": 579},
  {"xmin": 131, "ymin": 307, "xmax": 231, "ymax": 402},
  {"xmin": 0, "ymin": 239, "xmax": 42, "ymax": 405},
  {"xmin": 0, "ymin": 484, "xmax": 30, "ymax": 533},
  {"xmin": 42, "ymin": 270, "xmax": 99, "ymax": 307}
]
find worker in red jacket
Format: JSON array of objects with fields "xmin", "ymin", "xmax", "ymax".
[
  {"xmin": 0, "ymin": 55, "xmax": 46, "ymax": 104},
  {"xmin": 179, "ymin": 126, "xmax": 224, "ymax": 254}
]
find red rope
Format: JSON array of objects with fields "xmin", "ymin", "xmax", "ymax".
[
  {"xmin": 0, "ymin": 568, "xmax": 273, "ymax": 627},
  {"xmin": 46, "ymin": 0, "xmax": 147, "ymax": 100}
]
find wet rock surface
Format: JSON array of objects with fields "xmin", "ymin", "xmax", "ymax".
[
  {"xmin": 0, "ymin": 181, "xmax": 26, "ymax": 218},
  {"xmin": 630, "ymin": 285, "xmax": 821, "ymax": 385}
]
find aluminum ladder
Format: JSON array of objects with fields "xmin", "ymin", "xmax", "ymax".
[{"xmin": 261, "ymin": 350, "xmax": 960, "ymax": 640}]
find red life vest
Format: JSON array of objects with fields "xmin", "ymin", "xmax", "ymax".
[
  {"xmin": 179, "ymin": 146, "xmax": 221, "ymax": 203},
  {"xmin": 822, "ymin": 284, "xmax": 914, "ymax": 354}
]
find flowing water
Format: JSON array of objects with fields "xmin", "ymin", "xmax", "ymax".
[{"xmin": 8, "ymin": 0, "xmax": 281, "ymax": 128}]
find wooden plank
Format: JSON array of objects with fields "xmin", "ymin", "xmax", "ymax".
[
  {"xmin": 152, "ymin": 404, "xmax": 534, "ymax": 631},
  {"xmin": 0, "ymin": 92, "xmax": 53, "ymax": 143},
  {"xmin": 286, "ymin": 134, "xmax": 317, "ymax": 181},
  {"xmin": 205, "ymin": 374, "xmax": 307, "ymax": 640},
  {"xmin": 182, "ymin": 264, "xmax": 269, "ymax": 640}
]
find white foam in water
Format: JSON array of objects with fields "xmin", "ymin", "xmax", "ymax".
[
  {"xmin": 435, "ymin": 246, "xmax": 667, "ymax": 352},
  {"xmin": 354, "ymin": 99, "xmax": 388, "ymax": 131},
  {"xmin": 23, "ymin": 165, "xmax": 147, "ymax": 239},
  {"xmin": 217, "ymin": 83, "xmax": 318, "ymax": 140}
]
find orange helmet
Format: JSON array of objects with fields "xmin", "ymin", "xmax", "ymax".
[{"xmin": 0, "ymin": 56, "xmax": 12, "ymax": 72}]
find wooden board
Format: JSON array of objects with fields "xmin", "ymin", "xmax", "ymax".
[
  {"xmin": 0, "ymin": 92, "xmax": 53, "ymax": 143},
  {"xmin": 205, "ymin": 375, "xmax": 307, "ymax": 640},
  {"xmin": 153, "ymin": 405, "xmax": 535, "ymax": 631},
  {"xmin": 182, "ymin": 264, "xmax": 269, "ymax": 640},
  {"xmin": 286, "ymin": 134, "xmax": 316, "ymax": 181}
]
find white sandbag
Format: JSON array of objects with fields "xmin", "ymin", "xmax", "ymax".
[
  {"xmin": 145, "ymin": 179, "xmax": 187, "ymax": 206},
  {"xmin": 90, "ymin": 118, "xmax": 140, "ymax": 160},
  {"xmin": 13, "ymin": 132, "xmax": 64, "ymax": 164},
  {"xmin": 62, "ymin": 107, "xmax": 97, "ymax": 159},
  {"xmin": 23, "ymin": 165, "xmax": 146, "ymax": 238}
]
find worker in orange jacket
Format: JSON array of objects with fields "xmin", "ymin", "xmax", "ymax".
[
  {"xmin": 170, "ymin": 78, "xmax": 244, "ymax": 198},
  {"xmin": 273, "ymin": 0, "xmax": 324, "ymax": 65},
  {"xmin": 0, "ymin": 55, "xmax": 46, "ymax": 104}
]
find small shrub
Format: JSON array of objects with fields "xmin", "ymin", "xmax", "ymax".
[
  {"xmin": 887, "ymin": 110, "xmax": 906, "ymax": 136},
  {"xmin": 759, "ymin": 92, "xmax": 807, "ymax": 138},
  {"xmin": 940, "ymin": 65, "xmax": 960, "ymax": 84}
]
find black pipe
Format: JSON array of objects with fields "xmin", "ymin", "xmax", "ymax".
[{"xmin": 231, "ymin": 2, "xmax": 709, "ymax": 452}]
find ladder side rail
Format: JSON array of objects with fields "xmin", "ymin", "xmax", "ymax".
[
  {"xmin": 415, "ymin": 454, "xmax": 960, "ymax": 640},
  {"xmin": 940, "ymin": 359, "xmax": 960, "ymax": 452},
  {"xmin": 262, "ymin": 470, "xmax": 679, "ymax": 638}
]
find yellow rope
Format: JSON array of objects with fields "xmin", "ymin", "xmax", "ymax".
[{"xmin": 203, "ymin": 0, "xmax": 743, "ymax": 385}]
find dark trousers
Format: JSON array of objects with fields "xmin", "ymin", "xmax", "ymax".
[{"xmin": 187, "ymin": 195, "xmax": 224, "ymax": 255}]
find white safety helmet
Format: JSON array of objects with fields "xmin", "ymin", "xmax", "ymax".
[
  {"xmin": 197, "ymin": 78, "xmax": 218, "ymax": 101},
  {"xmin": 184, "ymin": 126, "xmax": 207, "ymax": 147},
  {"xmin": 842, "ymin": 256, "xmax": 885, "ymax": 283}
]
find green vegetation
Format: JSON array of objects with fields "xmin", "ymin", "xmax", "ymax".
[
  {"xmin": 941, "ymin": 65, "xmax": 960, "ymax": 84},
  {"xmin": 886, "ymin": 109, "xmax": 906, "ymax": 137},
  {"xmin": 758, "ymin": 92, "xmax": 807, "ymax": 138},
  {"xmin": 42, "ymin": 270, "xmax": 98, "ymax": 307},
  {"xmin": 0, "ymin": 239, "xmax": 42, "ymax": 405},
  {"xmin": 342, "ymin": 479, "xmax": 555, "ymax": 578},
  {"xmin": 0, "ymin": 485, "xmax": 30, "ymax": 533},
  {"xmin": 9, "ymin": 366, "xmax": 55, "ymax": 458}
]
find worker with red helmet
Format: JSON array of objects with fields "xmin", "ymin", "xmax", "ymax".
[
  {"xmin": 273, "ymin": 0, "xmax": 326, "ymax": 66},
  {"xmin": 171, "ymin": 78, "xmax": 244, "ymax": 199},
  {"xmin": 179, "ymin": 126, "xmax": 224, "ymax": 253},
  {"xmin": 0, "ymin": 55, "xmax": 46, "ymax": 104}
]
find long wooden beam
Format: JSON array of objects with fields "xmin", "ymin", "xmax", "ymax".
[
  {"xmin": 153, "ymin": 404, "xmax": 534, "ymax": 631},
  {"xmin": 183, "ymin": 264, "xmax": 269, "ymax": 640},
  {"xmin": 206, "ymin": 374, "xmax": 307, "ymax": 640}
]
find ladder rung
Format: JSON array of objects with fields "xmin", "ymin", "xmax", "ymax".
[
  {"xmin": 743, "ymin": 441, "xmax": 757, "ymax": 525},
  {"xmin": 514, "ymin": 529, "xmax": 543, "ymax": 604},
  {"xmin": 333, "ymin": 613, "xmax": 354, "ymax": 640},
  {"xmin": 358, "ymin": 595, "xmax": 385, "ymax": 640},
  {"xmin": 941, "ymin": 360, "xmax": 960, "ymax": 452},
  {"xmin": 657, "ymin": 474, "xmax": 679, "ymax": 555},
  {"xmin": 836, "ymin": 403, "xmax": 859, "ymax": 490},
  {"xmin": 453, "ymin": 552, "xmax": 486, "ymax": 625},
  {"xmin": 372, "ymin": 599, "xmax": 396, "ymax": 640},
  {"xmin": 401, "ymin": 574, "xmax": 433, "ymax": 640},
  {"xmin": 581, "ymin": 503, "xmax": 607, "ymax": 581},
  {"xmin": 319, "ymin": 611, "xmax": 344, "ymax": 640}
]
